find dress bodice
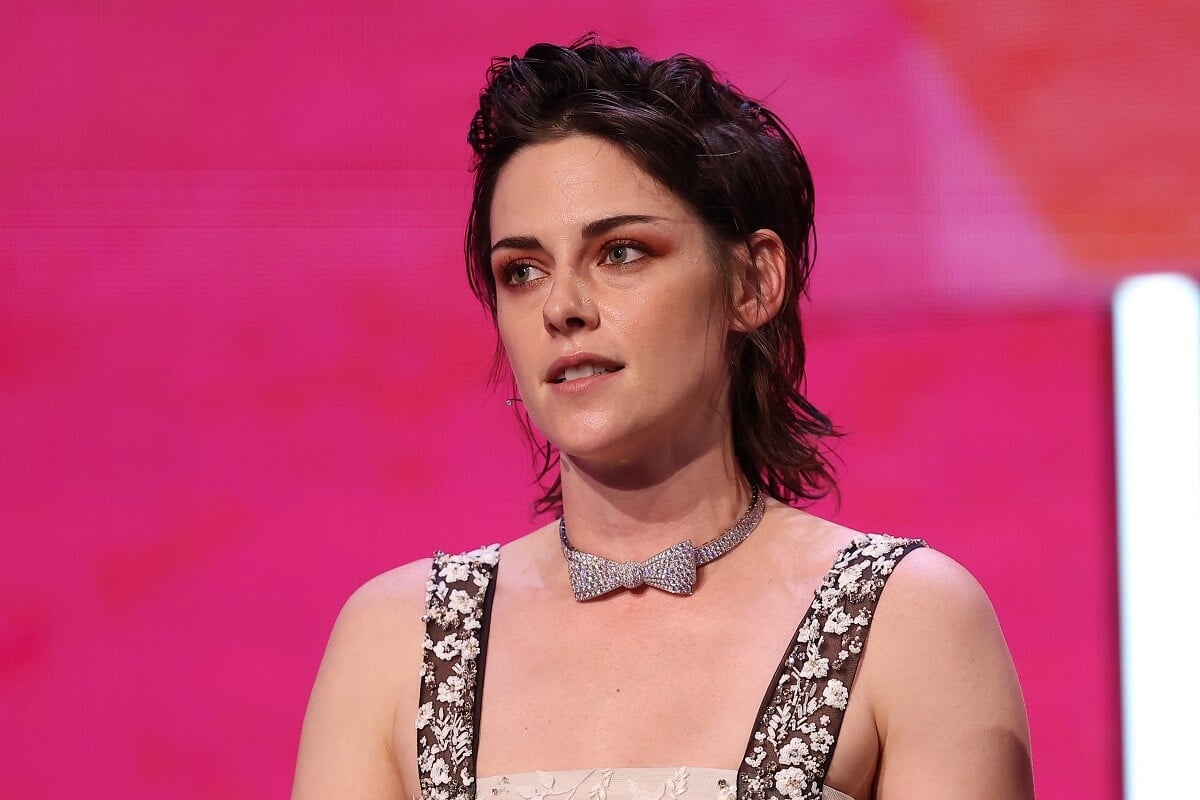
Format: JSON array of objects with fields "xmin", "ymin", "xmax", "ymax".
[
  {"xmin": 416, "ymin": 534, "xmax": 925, "ymax": 800},
  {"xmin": 476, "ymin": 767, "xmax": 855, "ymax": 800}
]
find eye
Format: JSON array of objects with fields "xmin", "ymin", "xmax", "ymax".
[
  {"xmin": 602, "ymin": 242, "xmax": 648, "ymax": 266},
  {"xmin": 504, "ymin": 262, "xmax": 548, "ymax": 286}
]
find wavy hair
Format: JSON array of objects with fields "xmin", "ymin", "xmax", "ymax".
[{"xmin": 465, "ymin": 35, "xmax": 840, "ymax": 515}]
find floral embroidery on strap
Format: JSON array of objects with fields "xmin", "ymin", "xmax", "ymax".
[
  {"xmin": 418, "ymin": 544, "xmax": 501, "ymax": 800},
  {"xmin": 737, "ymin": 534, "xmax": 926, "ymax": 800}
]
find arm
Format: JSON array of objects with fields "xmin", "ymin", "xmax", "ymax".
[
  {"xmin": 864, "ymin": 548, "xmax": 1034, "ymax": 799},
  {"xmin": 292, "ymin": 560, "xmax": 430, "ymax": 800}
]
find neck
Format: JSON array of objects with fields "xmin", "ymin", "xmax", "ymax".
[{"xmin": 557, "ymin": 441, "xmax": 754, "ymax": 562}]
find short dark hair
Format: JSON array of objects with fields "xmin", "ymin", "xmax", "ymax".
[{"xmin": 466, "ymin": 35, "xmax": 840, "ymax": 515}]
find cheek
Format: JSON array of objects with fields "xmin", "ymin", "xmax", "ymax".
[
  {"xmin": 669, "ymin": 310, "xmax": 730, "ymax": 384},
  {"xmin": 496, "ymin": 309, "xmax": 542, "ymax": 386},
  {"xmin": 647, "ymin": 278, "xmax": 727, "ymax": 352}
]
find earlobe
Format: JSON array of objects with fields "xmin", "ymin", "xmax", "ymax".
[{"xmin": 732, "ymin": 229, "xmax": 788, "ymax": 332}]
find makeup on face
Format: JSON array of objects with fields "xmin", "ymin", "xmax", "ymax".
[{"xmin": 488, "ymin": 134, "xmax": 734, "ymax": 463}]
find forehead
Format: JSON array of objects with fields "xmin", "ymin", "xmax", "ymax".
[{"xmin": 490, "ymin": 134, "xmax": 688, "ymax": 239}]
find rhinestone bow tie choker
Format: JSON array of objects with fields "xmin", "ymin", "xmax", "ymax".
[{"xmin": 559, "ymin": 485, "xmax": 766, "ymax": 601}]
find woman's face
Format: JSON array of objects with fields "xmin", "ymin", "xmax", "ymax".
[{"xmin": 490, "ymin": 134, "xmax": 733, "ymax": 470}]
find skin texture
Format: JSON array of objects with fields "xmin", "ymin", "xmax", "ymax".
[{"xmin": 292, "ymin": 135, "xmax": 1035, "ymax": 800}]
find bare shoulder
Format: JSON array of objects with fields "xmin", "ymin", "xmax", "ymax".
[
  {"xmin": 760, "ymin": 504, "xmax": 864, "ymax": 573},
  {"xmin": 292, "ymin": 557, "xmax": 433, "ymax": 800},
  {"xmin": 864, "ymin": 544, "xmax": 1014, "ymax": 699},
  {"xmin": 317, "ymin": 557, "xmax": 434, "ymax": 679},
  {"xmin": 858, "ymin": 543, "xmax": 1035, "ymax": 799},
  {"xmin": 874, "ymin": 544, "xmax": 998, "ymax": 633},
  {"xmin": 339, "ymin": 557, "xmax": 433, "ymax": 630}
]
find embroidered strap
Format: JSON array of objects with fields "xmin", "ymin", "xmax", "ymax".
[
  {"xmin": 417, "ymin": 544, "xmax": 501, "ymax": 800},
  {"xmin": 737, "ymin": 534, "xmax": 926, "ymax": 800}
]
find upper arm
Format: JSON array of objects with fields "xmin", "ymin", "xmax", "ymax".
[
  {"xmin": 864, "ymin": 548, "xmax": 1034, "ymax": 800},
  {"xmin": 292, "ymin": 559, "xmax": 430, "ymax": 800}
]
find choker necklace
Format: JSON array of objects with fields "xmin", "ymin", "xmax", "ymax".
[{"xmin": 559, "ymin": 485, "xmax": 766, "ymax": 601}]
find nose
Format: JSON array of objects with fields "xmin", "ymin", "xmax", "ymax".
[{"xmin": 542, "ymin": 272, "xmax": 599, "ymax": 336}]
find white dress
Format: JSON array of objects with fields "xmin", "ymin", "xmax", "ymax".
[{"xmin": 478, "ymin": 767, "xmax": 856, "ymax": 800}]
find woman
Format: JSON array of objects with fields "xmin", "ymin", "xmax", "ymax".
[{"xmin": 293, "ymin": 37, "xmax": 1034, "ymax": 800}]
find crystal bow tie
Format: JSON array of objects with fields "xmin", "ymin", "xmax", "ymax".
[{"xmin": 559, "ymin": 485, "xmax": 766, "ymax": 601}]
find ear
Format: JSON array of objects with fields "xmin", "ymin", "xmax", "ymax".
[{"xmin": 730, "ymin": 229, "xmax": 787, "ymax": 332}]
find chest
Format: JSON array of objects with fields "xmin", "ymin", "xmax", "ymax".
[{"xmin": 475, "ymin": 578, "xmax": 814, "ymax": 774}]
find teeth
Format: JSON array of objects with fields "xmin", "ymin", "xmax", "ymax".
[{"xmin": 561, "ymin": 364, "xmax": 610, "ymax": 382}]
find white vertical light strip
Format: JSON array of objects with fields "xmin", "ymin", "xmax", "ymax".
[{"xmin": 1113, "ymin": 273, "xmax": 1200, "ymax": 800}]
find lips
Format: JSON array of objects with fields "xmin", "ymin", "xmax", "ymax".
[{"xmin": 546, "ymin": 353, "xmax": 625, "ymax": 384}]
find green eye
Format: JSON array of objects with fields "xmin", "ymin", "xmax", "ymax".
[
  {"xmin": 505, "ymin": 262, "xmax": 547, "ymax": 285},
  {"xmin": 604, "ymin": 243, "xmax": 646, "ymax": 265}
]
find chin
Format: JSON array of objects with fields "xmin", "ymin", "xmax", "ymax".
[
  {"xmin": 534, "ymin": 412, "xmax": 637, "ymax": 461},
  {"xmin": 547, "ymin": 430, "xmax": 630, "ymax": 464},
  {"xmin": 554, "ymin": 429, "xmax": 674, "ymax": 478}
]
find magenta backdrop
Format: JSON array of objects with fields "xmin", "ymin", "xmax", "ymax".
[{"xmin": 3, "ymin": 2, "xmax": 1196, "ymax": 798}]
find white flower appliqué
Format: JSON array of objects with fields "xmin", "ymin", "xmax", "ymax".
[
  {"xmin": 774, "ymin": 766, "xmax": 809, "ymax": 798},
  {"xmin": 778, "ymin": 738, "xmax": 810, "ymax": 765},
  {"xmin": 821, "ymin": 679, "xmax": 849, "ymax": 710}
]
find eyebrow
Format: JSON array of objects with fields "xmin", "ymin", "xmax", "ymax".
[{"xmin": 490, "ymin": 214, "xmax": 667, "ymax": 254}]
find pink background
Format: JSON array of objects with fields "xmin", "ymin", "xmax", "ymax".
[{"xmin": 2, "ymin": 2, "xmax": 1197, "ymax": 797}]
